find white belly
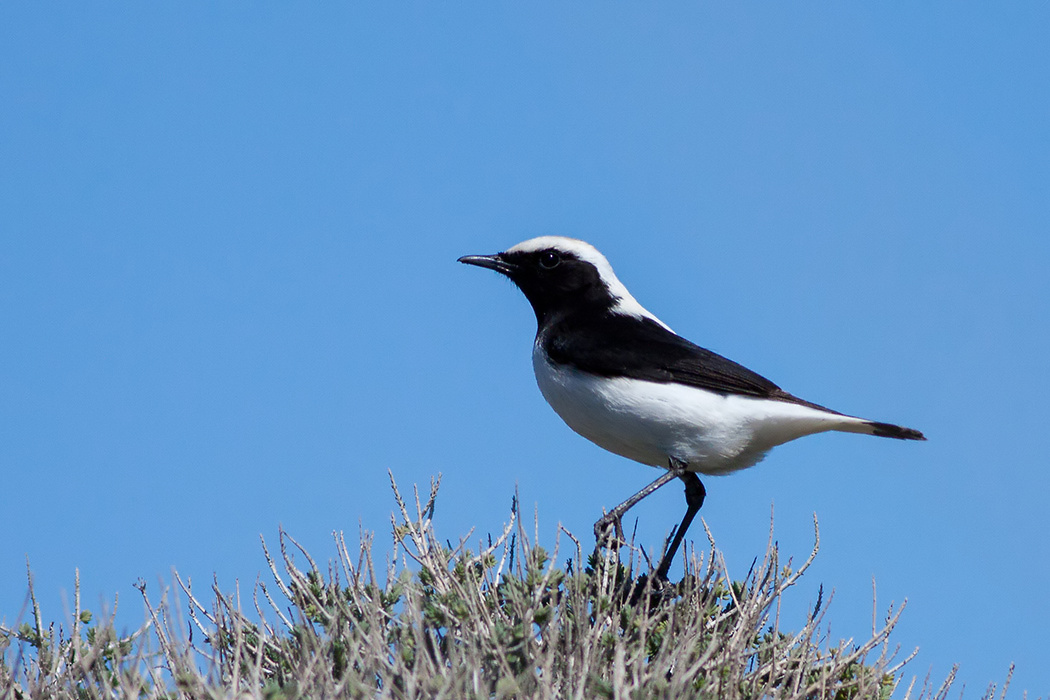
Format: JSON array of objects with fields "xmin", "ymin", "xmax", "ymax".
[{"xmin": 532, "ymin": 344, "xmax": 853, "ymax": 475}]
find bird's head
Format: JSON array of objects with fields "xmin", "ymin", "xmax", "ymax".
[{"xmin": 459, "ymin": 236, "xmax": 660, "ymax": 326}]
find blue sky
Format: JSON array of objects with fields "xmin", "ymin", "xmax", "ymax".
[{"xmin": 2, "ymin": 3, "xmax": 1047, "ymax": 694}]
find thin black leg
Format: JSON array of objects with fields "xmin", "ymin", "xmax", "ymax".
[
  {"xmin": 653, "ymin": 468, "xmax": 706, "ymax": 580},
  {"xmin": 593, "ymin": 468, "xmax": 680, "ymax": 543}
]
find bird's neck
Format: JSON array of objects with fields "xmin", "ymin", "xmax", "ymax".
[{"xmin": 533, "ymin": 298, "xmax": 617, "ymax": 338}]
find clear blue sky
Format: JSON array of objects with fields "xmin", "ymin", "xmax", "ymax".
[{"xmin": 2, "ymin": 3, "xmax": 1047, "ymax": 694}]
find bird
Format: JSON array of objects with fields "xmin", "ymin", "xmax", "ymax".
[{"xmin": 459, "ymin": 236, "xmax": 925, "ymax": 579}]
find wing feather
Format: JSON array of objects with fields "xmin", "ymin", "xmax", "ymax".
[{"xmin": 544, "ymin": 313, "xmax": 838, "ymax": 413}]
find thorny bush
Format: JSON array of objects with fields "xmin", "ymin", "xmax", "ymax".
[{"xmin": 0, "ymin": 474, "xmax": 1015, "ymax": 699}]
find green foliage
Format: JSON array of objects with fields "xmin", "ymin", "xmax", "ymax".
[{"xmin": 0, "ymin": 475, "xmax": 1000, "ymax": 699}]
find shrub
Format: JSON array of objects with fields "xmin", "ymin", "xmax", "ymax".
[{"xmin": 0, "ymin": 475, "xmax": 1001, "ymax": 699}]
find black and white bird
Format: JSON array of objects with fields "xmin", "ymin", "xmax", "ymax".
[{"xmin": 459, "ymin": 236, "xmax": 924, "ymax": 578}]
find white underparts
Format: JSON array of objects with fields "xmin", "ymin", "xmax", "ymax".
[{"xmin": 532, "ymin": 343, "xmax": 871, "ymax": 475}]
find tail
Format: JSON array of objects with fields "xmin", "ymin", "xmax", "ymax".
[
  {"xmin": 865, "ymin": 421, "xmax": 925, "ymax": 440},
  {"xmin": 776, "ymin": 391, "xmax": 925, "ymax": 441},
  {"xmin": 837, "ymin": 418, "xmax": 926, "ymax": 441}
]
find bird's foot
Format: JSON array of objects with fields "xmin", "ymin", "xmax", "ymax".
[
  {"xmin": 627, "ymin": 571, "xmax": 679, "ymax": 607},
  {"xmin": 593, "ymin": 511, "xmax": 625, "ymax": 548}
]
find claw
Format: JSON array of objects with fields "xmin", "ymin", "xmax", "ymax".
[{"xmin": 593, "ymin": 512, "xmax": 625, "ymax": 546}]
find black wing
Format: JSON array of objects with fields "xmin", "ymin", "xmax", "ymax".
[{"xmin": 544, "ymin": 312, "xmax": 836, "ymax": 411}]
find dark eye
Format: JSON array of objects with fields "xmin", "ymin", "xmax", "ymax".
[{"xmin": 539, "ymin": 251, "xmax": 561, "ymax": 269}]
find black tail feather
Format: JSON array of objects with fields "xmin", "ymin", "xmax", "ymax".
[{"xmin": 868, "ymin": 421, "xmax": 926, "ymax": 441}]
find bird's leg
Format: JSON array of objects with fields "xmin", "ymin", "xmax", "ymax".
[
  {"xmin": 653, "ymin": 461, "xmax": 706, "ymax": 581},
  {"xmin": 593, "ymin": 468, "xmax": 680, "ymax": 545}
]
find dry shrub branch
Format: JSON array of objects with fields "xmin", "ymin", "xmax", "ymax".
[{"xmin": 1, "ymin": 475, "xmax": 1016, "ymax": 699}]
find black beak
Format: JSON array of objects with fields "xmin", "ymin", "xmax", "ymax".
[{"xmin": 458, "ymin": 253, "xmax": 517, "ymax": 276}]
